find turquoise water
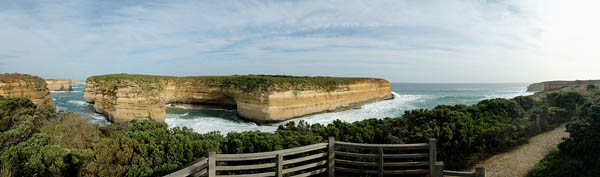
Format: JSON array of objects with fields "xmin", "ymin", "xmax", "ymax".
[{"xmin": 51, "ymin": 83, "xmax": 534, "ymax": 134}]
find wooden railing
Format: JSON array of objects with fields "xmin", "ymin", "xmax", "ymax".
[
  {"xmin": 211, "ymin": 143, "xmax": 329, "ymax": 177},
  {"xmin": 438, "ymin": 162, "xmax": 485, "ymax": 177},
  {"xmin": 165, "ymin": 157, "xmax": 209, "ymax": 177},
  {"xmin": 333, "ymin": 138, "xmax": 435, "ymax": 177},
  {"xmin": 165, "ymin": 137, "xmax": 485, "ymax": 177}
]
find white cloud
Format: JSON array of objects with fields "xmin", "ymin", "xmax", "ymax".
[{"xmin": 0, "ymin": 0, "xmax": 597, "ymax": 82}]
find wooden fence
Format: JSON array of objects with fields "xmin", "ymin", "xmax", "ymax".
[{"xmin": 165, "ymin": 137, "xmax": 485, "ymax": 177}]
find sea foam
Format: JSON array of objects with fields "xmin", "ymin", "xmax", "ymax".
[
  {"xmin": 166, "ymin": 92, "xmax": 421, "ymax": 134},
  {"xmin": 67, "ymin": 100, "xmax": 89, "ymax": 106}
]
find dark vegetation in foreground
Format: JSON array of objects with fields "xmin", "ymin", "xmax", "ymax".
[
  {"xmin": 0, "ymin": 85, "xmax": 597, "ymax": 177},
  {"xmin": 527, "ymin": 92, "xmax": 600, "ymax": 176}
]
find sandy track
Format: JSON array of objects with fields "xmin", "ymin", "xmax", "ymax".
[{"xmin": 468, "ymin": 124, "xmax": 568, "ymax": 177}]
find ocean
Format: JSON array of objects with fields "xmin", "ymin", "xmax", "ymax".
[{"xmin": 51, "ymin": 83, "xmax": 534, "ymax": 134}]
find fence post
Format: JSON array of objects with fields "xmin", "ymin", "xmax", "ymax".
[
  {"xmin": 276, "ymin": 153, "xmax": 283, "ymax": 177},
  {"xmin": 429, "ymin": 138, "xmax": 437, "ymax": 177},
  {"xmin": 475, "ymin": 164, "xmax": 485, "ymax": 177},
  {"xmin": 434, "ymin": 161, "xmax": 444, "ymax": 177},
  {"xmin": 378, "ymin": 147, "xmax": 384, "ymax": 177},
  {"xmin": 328, "ymin": 136, "xmax": 335, "ymax": 177},
  {"xmin": 208, "ymin": 150, "xmax": 216, "ymax": 177},
  {"xmin": 536, "ymin": 113, "xmax": 541, "ymax": 132}
]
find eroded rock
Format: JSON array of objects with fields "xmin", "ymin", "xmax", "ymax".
[
  {"xmin": 84, "ymin": 74, "xmax": 393, "ymax": 123},
  {"xmin": 0, "ymin": 73, "xmax": 55, "ymax": 108}
]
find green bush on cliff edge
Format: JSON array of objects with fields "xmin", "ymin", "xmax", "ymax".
[{"xmin": 88, "ymin": 74, "xmax": 383, "ymax": 93}]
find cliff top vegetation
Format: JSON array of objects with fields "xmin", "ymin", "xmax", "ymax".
[
  {"xmin": 0, "ymin": 73, "xmax": 45, "ymax": 83},
  {"xmin": 88, "ymin": 73, "xmax": 385, "ymax": 92}
]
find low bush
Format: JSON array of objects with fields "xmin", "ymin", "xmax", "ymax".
[
  {"xmin": 527, "ymin": 99, "xmax": 600, "ymax": 177},
  {"xmin": 1, "ymin": 88, "xmax": 589, "ymax": 176},
  {"xmin": 587, "ymin": 84, "xmax": 596, "ymax": 90}
]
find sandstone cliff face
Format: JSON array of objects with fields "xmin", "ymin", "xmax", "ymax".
[
  {"xmin": 236, "ymin": 80, "xmax": 392, "ymax": 122},
  {"xmin": 46, "ymin": 79, "xmax": 75, "ymax": 91},
  {"xmin": 0, "ymin": 73, "xmax": 55, "ymax": 108},
  {"xmin": 84, "ymin": 75, "xmax": 392, "ymax": 123},
  {"xmin": 527, "ymin": 80, "xmax": 600, "ymax": 92}
]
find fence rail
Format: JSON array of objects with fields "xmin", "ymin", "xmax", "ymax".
[
  {"xmin": 164, "ymin": 157, "xmax": 208, "ymax": 177},
  {"xmin": 436, "ymin": 162, "xmax": 485, "ymax": 177},
  {"xmin": 164, "ymin": 137, "xmax": 485, "ymax": 177}
]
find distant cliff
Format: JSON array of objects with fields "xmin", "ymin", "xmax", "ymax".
[
  {"xmin": 527, "ymin": 80, "xmax": 600, "ymax": 92},
  {"xmin": 46, "ymin": 79, "xmax": 76, "ymax": 91},
  {"xmin": 0, "ymin": 73, "xmax": 55, "ymax": 108},
  {"xmin": 84, "ymin": 74, "xmax": 393, "ymax": 123}
]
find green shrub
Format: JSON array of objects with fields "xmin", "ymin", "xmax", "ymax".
[
  {"xmin": 41, "ymin": 112, "xmax": 102, "ymax": 149},
  {"xmin": 514, "ymin": 96, "xmax": 536, "ymax": 110},
  {"xmin": 0, "ymin": 134, "xmax": 73, "ymax": 177},
  {"xmin": 546, "ymin": 106, "xmax": 570, "ymax": 123},
  {"xmin": 83, "ymin": 121, "xmax": 225, "ymax": 177},
  {"xmin": 0, "ymin": 96, "xmax": 56, "ymax": 153},
  {"xmin": 546, "ymin": 92, "xmax": 585, "ymax": 110},
  {"xmin": 587, "ymin": 84, "xmax": 596, "ymax": 90},
  {"xmin": 528, "ymin": 99, "xmax": 600, "ymax": 177}
]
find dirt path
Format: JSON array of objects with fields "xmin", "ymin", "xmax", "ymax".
[{"xmin": 470, "ymin": 124, "xmax": 568, "ymax": 177}]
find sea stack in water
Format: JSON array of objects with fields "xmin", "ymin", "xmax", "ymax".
[
  {"xmin": 46, "ymin": 79, "xmax": 76, "ymax": 91},
  {"xmin": 83, "ymin": 74, "xmax": 393, "ymax": 123},
  {"xmin": 0, "ymin": 73, "xmax": 55, "ymax": 108}
]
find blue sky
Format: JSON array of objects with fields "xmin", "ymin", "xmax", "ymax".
[{"xmin": 0, "ymin": 0, "xmax": 599, "ymax": 83}]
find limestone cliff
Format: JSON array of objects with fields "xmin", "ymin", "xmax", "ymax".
[
  {"xmin": 527, "ymin": 80, "xmax": 600, "ymax": 92},
  {"xmin": 46, "ymin": 79, "xmax": 76, "ymax": 91},
  {"xmin": 84, "ymin": 74, "xmax": 392, "ymax": 123},
  {"xmin": 0, "ymin": 73, "xmax": 55, "ymax": 108}
]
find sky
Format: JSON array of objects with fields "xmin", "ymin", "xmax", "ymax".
[{"xmin": 0, "ymin": 0, "xmax": 599, "ymax": 83}]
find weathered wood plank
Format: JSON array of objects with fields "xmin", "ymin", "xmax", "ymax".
[
  {"xmin": 443, "ymin": 170, "xmax": 476, "ymax": 177},
  {"xmin": 378, "ymin": 147, "xmax": 384, "ymax": 177},
  {"xmin": 290, "ymin": 167, "xmax": 327, "ymax": 177},
  {"xmin": 209, "ymin": 151, "xmax": 216, "ymax": 177},
  {"xmin": 435, "ymin": 161, "xmax": 444, "ymax": 177},
  {"xmin": 335, "ymin": 167, "xmax": 378, "ymax": 174},
  {"xmin": 216, "ymin": 143, "xmax": 327, "ymax": 161},
  {"xmin": 215, "ymin": 163, "xmax": 276, "ymax": 171},
  {"xmin": 328, "ymin": 137, "xmax": 335, "ymax": 177},
  {"xmin": 475, "ymin": 164, "xmax": 485, "ymax": 177},
  {"xmin": 281, "ymin": 159, "xmax": 328, "ymax": 174},
  {"xmin": 429, "ymin": 138, "xmax": 437, "ymax": 177},
  {"xmin": 276, "ymin": 154, "xmax": 283, "ymax": 177},
  {"xmin": 283, "ymin": 152, "xmax": 327, "ymax": 165},
  {"xmin": 384, "ymin": 161, "xmax": 429, "ymax": 167},
  {"xmin": 164, "ymin": 157, "xmax": 208, "ymax": 177},
  {"xmin": 215, "ymin": 171, "xmax": 276, "ymax": 177},
  {"xmin": 335, "ymin": 159, "xmax": 378, "ymax": 166},
  {"xmin": 282, "ymin": 143, "xmax": 328, "ymax": 156},
  {"xmin": 216, "ymin": 154, "xmax": 276, "ymax": 161},
  {"xmin": 190, "ymin": 168, "xmax": 208, "ymax": 177},
  {"xmin": 384, "ymin": 169, "xmax": 429, "ymax": 175},
  {"xmin": 335, "ymin": 151, "xmax": 377, "ymax": 158},
  {"xmin": 335, "ymin": 141, "xmax": 429, "ymax": 150},
  {"xmin": 384, "ymin": 153, "xmax": 429, "ymax": 159}
]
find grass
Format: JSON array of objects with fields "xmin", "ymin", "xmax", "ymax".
[
  {"xmin": 88, "ymin": 74, "xmax": 384, "ymax": 93},
  {"xmin": 0, "ymin": 73, "xmax": 45, "ymax": 83}
]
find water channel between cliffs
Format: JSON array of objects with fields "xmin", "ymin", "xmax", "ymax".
[{"xmin": 52, "ymin": 83, "xmax": 534, "ymax": 134}]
